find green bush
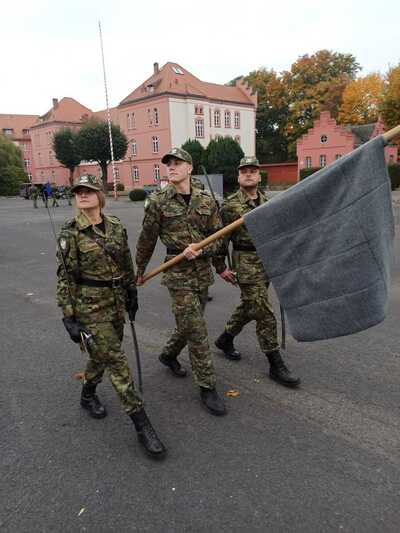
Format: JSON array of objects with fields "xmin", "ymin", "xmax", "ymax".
[
  {"xmin": 0, "ymin": 165, "xmax": 27, "ymax": 196},
  {"xmin": 129, "ymin": 188, "xmax": 147, "ymax": 201},
  {"xmin": 260, "ymin": 170, "xmax": 268, "ymax": 189},
  {"xmin": 299, "ymin": 167, "xmax": 321, "ymax": 180},
  {"xmin": 388, "ymin": 164, "xmax": 400, "ymax": 190}
]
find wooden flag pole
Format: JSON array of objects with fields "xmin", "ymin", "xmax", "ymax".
[
  {"xmin": 141, "ymin": 218, "xmax": 244, "ymax": 284},
  {"xmin": 141, "ymin": 125, "xmax": 400, "ymax": 285}
]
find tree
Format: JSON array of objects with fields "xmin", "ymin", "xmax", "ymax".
[
  {"xmin": 53, "ymin": 128, "xmax": 81, "ymax": 186},
  {"xmin": 203, "ymin": 137, "xmax": 244, "ymax": 192},
  {"xmin": 338, "ymin": 73, "xmax": 384, "ymax": 124},
  {"xmin": 181, "ymin": 139, "xmax": 205, "ymax": 174},
  {"xmin": 282, "ymin": 50, "xmax": 361, "ymax": 155},
  {"xmin": 244, "ymin": 69, "xmax": 290, "ymax": 163},
  {"xmin": 0, "ymin": 134, "xmax": 27, "ymax": 196},
  {"xmin": 380, "ymin": 64, "xmax": 400, "ymax": 129},
  {"xmin": 77, "ymin": 119, "xmax": 128, "ymax": 190}
]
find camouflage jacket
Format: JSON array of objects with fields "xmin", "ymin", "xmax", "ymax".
[
  {"xmin": 220, "ymin": 188, "xmax": 268, "ymax": 284},
  {"xmin": 136, "ymin": 184, "xmax": 226, "ymax": 290},
  {"xmin": 56, "ymin": 212, "xmax": 136, "ymax": 324}
]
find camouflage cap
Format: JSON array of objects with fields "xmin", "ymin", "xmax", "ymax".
[
  {"xmin": 238, "ymin": 156, "xmax": 260, "ymax": 169},
  {"xmin": 71, "ymin": 174, "xmax": 103, "ymax": 193},
  {"xmin": 161, "ymin": 147, "xmax": 193, "ymax": 165}
]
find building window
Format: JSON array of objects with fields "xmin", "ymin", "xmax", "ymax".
[
  {"xmin": 27, "ymin": 173, "xmax": 32, "ymax": 182},
  {"xmin": 305, "ymin": 156, "xmax": 312, "ymax": 168},
  {"xmin": 195, "ymin": 105, "xmax": 203, "ymax": 115},
  {"xmin": 152, "ymin": 136, "xmax": 159, "ymax": 153},
  {"xmin": 320, "ymin": 154, "xmax": 327, "ymax": 167},
  {"xmin": 172, "ymin": 66, "xmax": 184, "ymax": 75},
  {"xmin": 127, "ymin": 112, "xmax": 135, "ymax": 130},
  {"xmin": 113, "ymin": 168, "xmax": 119, "ymax": 179},
  {"xmin": 49, "ymin": 151, "xmax": 54, "ymax": 164},
  {"xmin": 214, "ymin": 109, "xmax": 221, "ymax": 128},
  {"xmin": 195, "ymin": 119, "xmax": 204, "ymax": 138},
  {"xmin": 234, "ymin": 111, "xmax": 240, "ymax": 128},
  {"xmin": 24, "ymin": 159, "xmax": 30, "ymax": 168},
  {"xmin": 224, "ymin": 110, "xmax": 231, "ymax": 128},
  {"xmin": 154, "ymin": 164, "xmax": 160, "ymax": 182},
  {"xmin": 131, "ymin": 140, "xmax": 137, "ymax": 156},
  {"xmin": 335, "ymin": 154, "xmax": 342, "ymax": 160},
  {"xmin": 234, "ymin": 135, "xmax": 241, "ymax": 145},
  {"xmin": 132, "ymin": 166, "xmax": 139, "ymax": 181},
  {"xmin": 209, "ymin": 108, "xmax": 212, "ymax": 127},
  {"xmin": 22, "ymin": 129, "xmax": 30, "ymax": 135},
  {"xmin": 154, "ymin": 108, "xmax": 159, "ymax": 126},
  {"xmin": 3, "ymin": 128, "xmax": 13, "ymax": 135},
  {"xmin": 148, "ymin": 109, "xmax": 153, "ymax": 126},
  {"xmin": 320, "ymin": 134, "xmax": 327, "ymax": 144}
]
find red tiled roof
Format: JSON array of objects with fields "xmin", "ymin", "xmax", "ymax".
[
  {"xmin": 0, "ymin": 114, "xmax": 38, "ymax": 138},
  {"xmin": 119, "ymin": 62, "xmax": 256, "ymax": 107},
  {"xmin": 35, "ymin": 97, "xmax": 93, "ymax": 125}
]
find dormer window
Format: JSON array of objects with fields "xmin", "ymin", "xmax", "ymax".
[{"xmin": 172, "ymin": 66, "xmax": 184, "ymax": 75}]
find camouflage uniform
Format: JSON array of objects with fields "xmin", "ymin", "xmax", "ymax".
[
  {"xmin": 56, "ymin": 211, "xmax": 143, "ymax": 415},
  {"xmin": 220, "ymin": 188, "xmax": 280, "ymax": 354},
  {"xmin": 30, "ymin": 185, "xmax": 39, "ymax": 208},
  {"xmin": 136, "ymin": 183, "xmax": 226, "ymax": 389}
]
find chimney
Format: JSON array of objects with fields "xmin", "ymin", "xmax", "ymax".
[
  {"xmin": 153, "ymin": 62, "xmax": 159, "ymax": 75},
  {"xmin": 52, "ymin": 98, "xmax": 59, "ymax": 108}
]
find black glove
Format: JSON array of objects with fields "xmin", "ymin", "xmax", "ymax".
[
  {"xmin": 62, "ymin": 316, "xmax": 92, "ymax": 344},
  {"xmin": 126, "ymin": 287, "xmax": 138, "ymax": 321}
]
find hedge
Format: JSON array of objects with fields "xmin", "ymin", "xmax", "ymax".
[
  {"xmin": 129, "ymin": 188, "xmax": 147, "ymax": 201},
  {"xmin": 299, "ymin": 167, "xmax": 321, "ymax": 180}
]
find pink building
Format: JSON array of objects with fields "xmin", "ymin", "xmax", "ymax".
[
  {"xmin": 0, "ymin": 113, "xmax": 39, "ymax": 181},
  {"xmin": 297, "ymin": 111, "xmax": 398, "ymax": 176},
  {"xmin": 25, "ymin": 62, "xmax": 257, "ymax": 189}
]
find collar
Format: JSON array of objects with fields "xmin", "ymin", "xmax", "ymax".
[
  {"xmin": 75, "ymin": 212, "xmax": 109, "ymax": 231},
  {"xmin": 238, "ymin": 188, "xmax": 265, "ymax": 206}
]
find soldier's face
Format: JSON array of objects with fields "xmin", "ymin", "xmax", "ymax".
[
  {"xmin": 75, "ymin": 187, "xmax": 100, "ymax": 209},
  {"xmin": 166, "ymin": 158, "xmax": 192, "ymax": 184},
  {"xmin": 238, "ymin": 166, "xmax": 261, "ymax": 188}
]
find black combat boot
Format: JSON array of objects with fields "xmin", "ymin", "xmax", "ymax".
[
  {"xmin": 80, "ymin": 382, "xmax": 107, "ymax": 419},
  {"xmin": 215, "ymin": 331, "xmax": 241, "ymax": 360},
  {"xmin": 266, "ymin": 350, "xmax": 301, "ymax": 388},
  {"xmin": 200, "ymin": 387, "xmax": 227, "ymax": 416},
  {"xmin": 130, "ymin": 408, "xmax": 166, "ymax": 458},
  {"xmin": 159, "ymin": 353, "xmax": 187, "ymax": 377}
]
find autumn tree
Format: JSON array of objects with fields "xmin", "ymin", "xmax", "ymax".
[
  {"xmin": 77, "ymin": 119, "xmax": 128, "ymax": 190},
  {"xmin": 338, "ymin": 73, "xmax": 384, "ymax": 124},
  {"xmin": 380, "ymin": 64, "xmax": 400, "ymax": 129},
  {"xmin": 53, "ymin": 128, "xmax": 81, "ymax": 186},
  {"xmin": 244, "ymin": 69, "xmax": 290, "ymax": 163},
  {"xmin": 282, "ymin": 50, "xmax": 360, "ymax": 154}
]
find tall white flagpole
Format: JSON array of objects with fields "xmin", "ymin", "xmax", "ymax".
[{"xmin": 98, "ymin": 20, "xmax": 117, "ymax": 200}]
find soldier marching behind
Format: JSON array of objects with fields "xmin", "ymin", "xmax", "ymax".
[
  {"xmin": 56, "ymin": 174, "xmax": 166, "ymax": 458},
  {"xmin": 215, "ymin": 156, "xmax": 301, "ymax": 387},
  {"xmin": 135, "ymin": 148, "xmax": 236, "ymax": 416}
]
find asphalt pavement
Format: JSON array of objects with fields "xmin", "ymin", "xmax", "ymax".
[{"xmin": 1, "ymin": 196, "xmax": 400, "ymax": 533}]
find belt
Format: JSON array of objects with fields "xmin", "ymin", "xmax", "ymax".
[
  {"xmin": 233, "ymin": 244, "xmax": 256, "ymax": 252},
  {"xmin": 166, "ymin": 248, "xmax": 184, "ymax": 256},
  {"xmin": 77, "ymin": 276, "xmax": 124, "ymax": 288}
]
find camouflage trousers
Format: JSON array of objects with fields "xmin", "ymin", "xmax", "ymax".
[
  {"xmin": 162, "ymin": 288, "xmax": 216, "ymax": 389},
  {"xmin": 83, "ymin": 321, "xmax": 143, "ymax": 415},
  {"xmin": 225, "ymin": 282, "xmax": 279, "ymax": 354}
]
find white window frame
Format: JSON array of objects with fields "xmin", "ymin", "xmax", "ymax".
[
  {"xmin": 224, "ymin": 110, "xmax": 231, "ymax": 128},
  {"xmin": 152, "ymin": 136, "xmax": 159, "ymax": 153},
  {"xmin": 320, "ymin": 154, "xmax": 327, "ymax": 167},
  {"xmin": 234, "ymin": 111, "xmax": 240, "ymax": 129},
  {"xmin": 131, "ymin": 140, "xmax": 137, "ymax": 156},
  {"xmin": 214, "ymin": 109, "xmax": 221, "ymax": 128},
  {"xmin": 195, "ymin": 118, "xmax": 204, "ymax": 138},
  {"xmin": 154, "ymin": 108, "xmax": 159, "ymax": 126},
  {"xmin": 154, "ymin": 164, "xmax": 160, "ymax": 182},
  {"xmin": 320, "ymin": 134, "xmax": 328, "ymax": 144},
  {"xmin": 132, "ymin": 166, "xmax": 139, "ymax": 182},
  {"xmin": 305, "ymin": 156, "xmax": 312, "ymax": 168}
]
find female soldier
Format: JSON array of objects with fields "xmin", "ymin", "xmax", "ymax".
[{"xmin": 56, "ymin": 174, "xmax": 165, "ymax": 458}]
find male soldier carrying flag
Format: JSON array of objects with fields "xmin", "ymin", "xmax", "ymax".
[
  {"xmin": 135, "ymin": 148, "xmax": 236, "ymax": 416},
  {"xmin": 215, "ymin": 156, "xmax": 301, "ymax": 387}
]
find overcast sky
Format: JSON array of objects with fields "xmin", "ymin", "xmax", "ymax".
[{"xmin": 2, "ymin": 0, "xmax": 399, "ymax": 115}]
